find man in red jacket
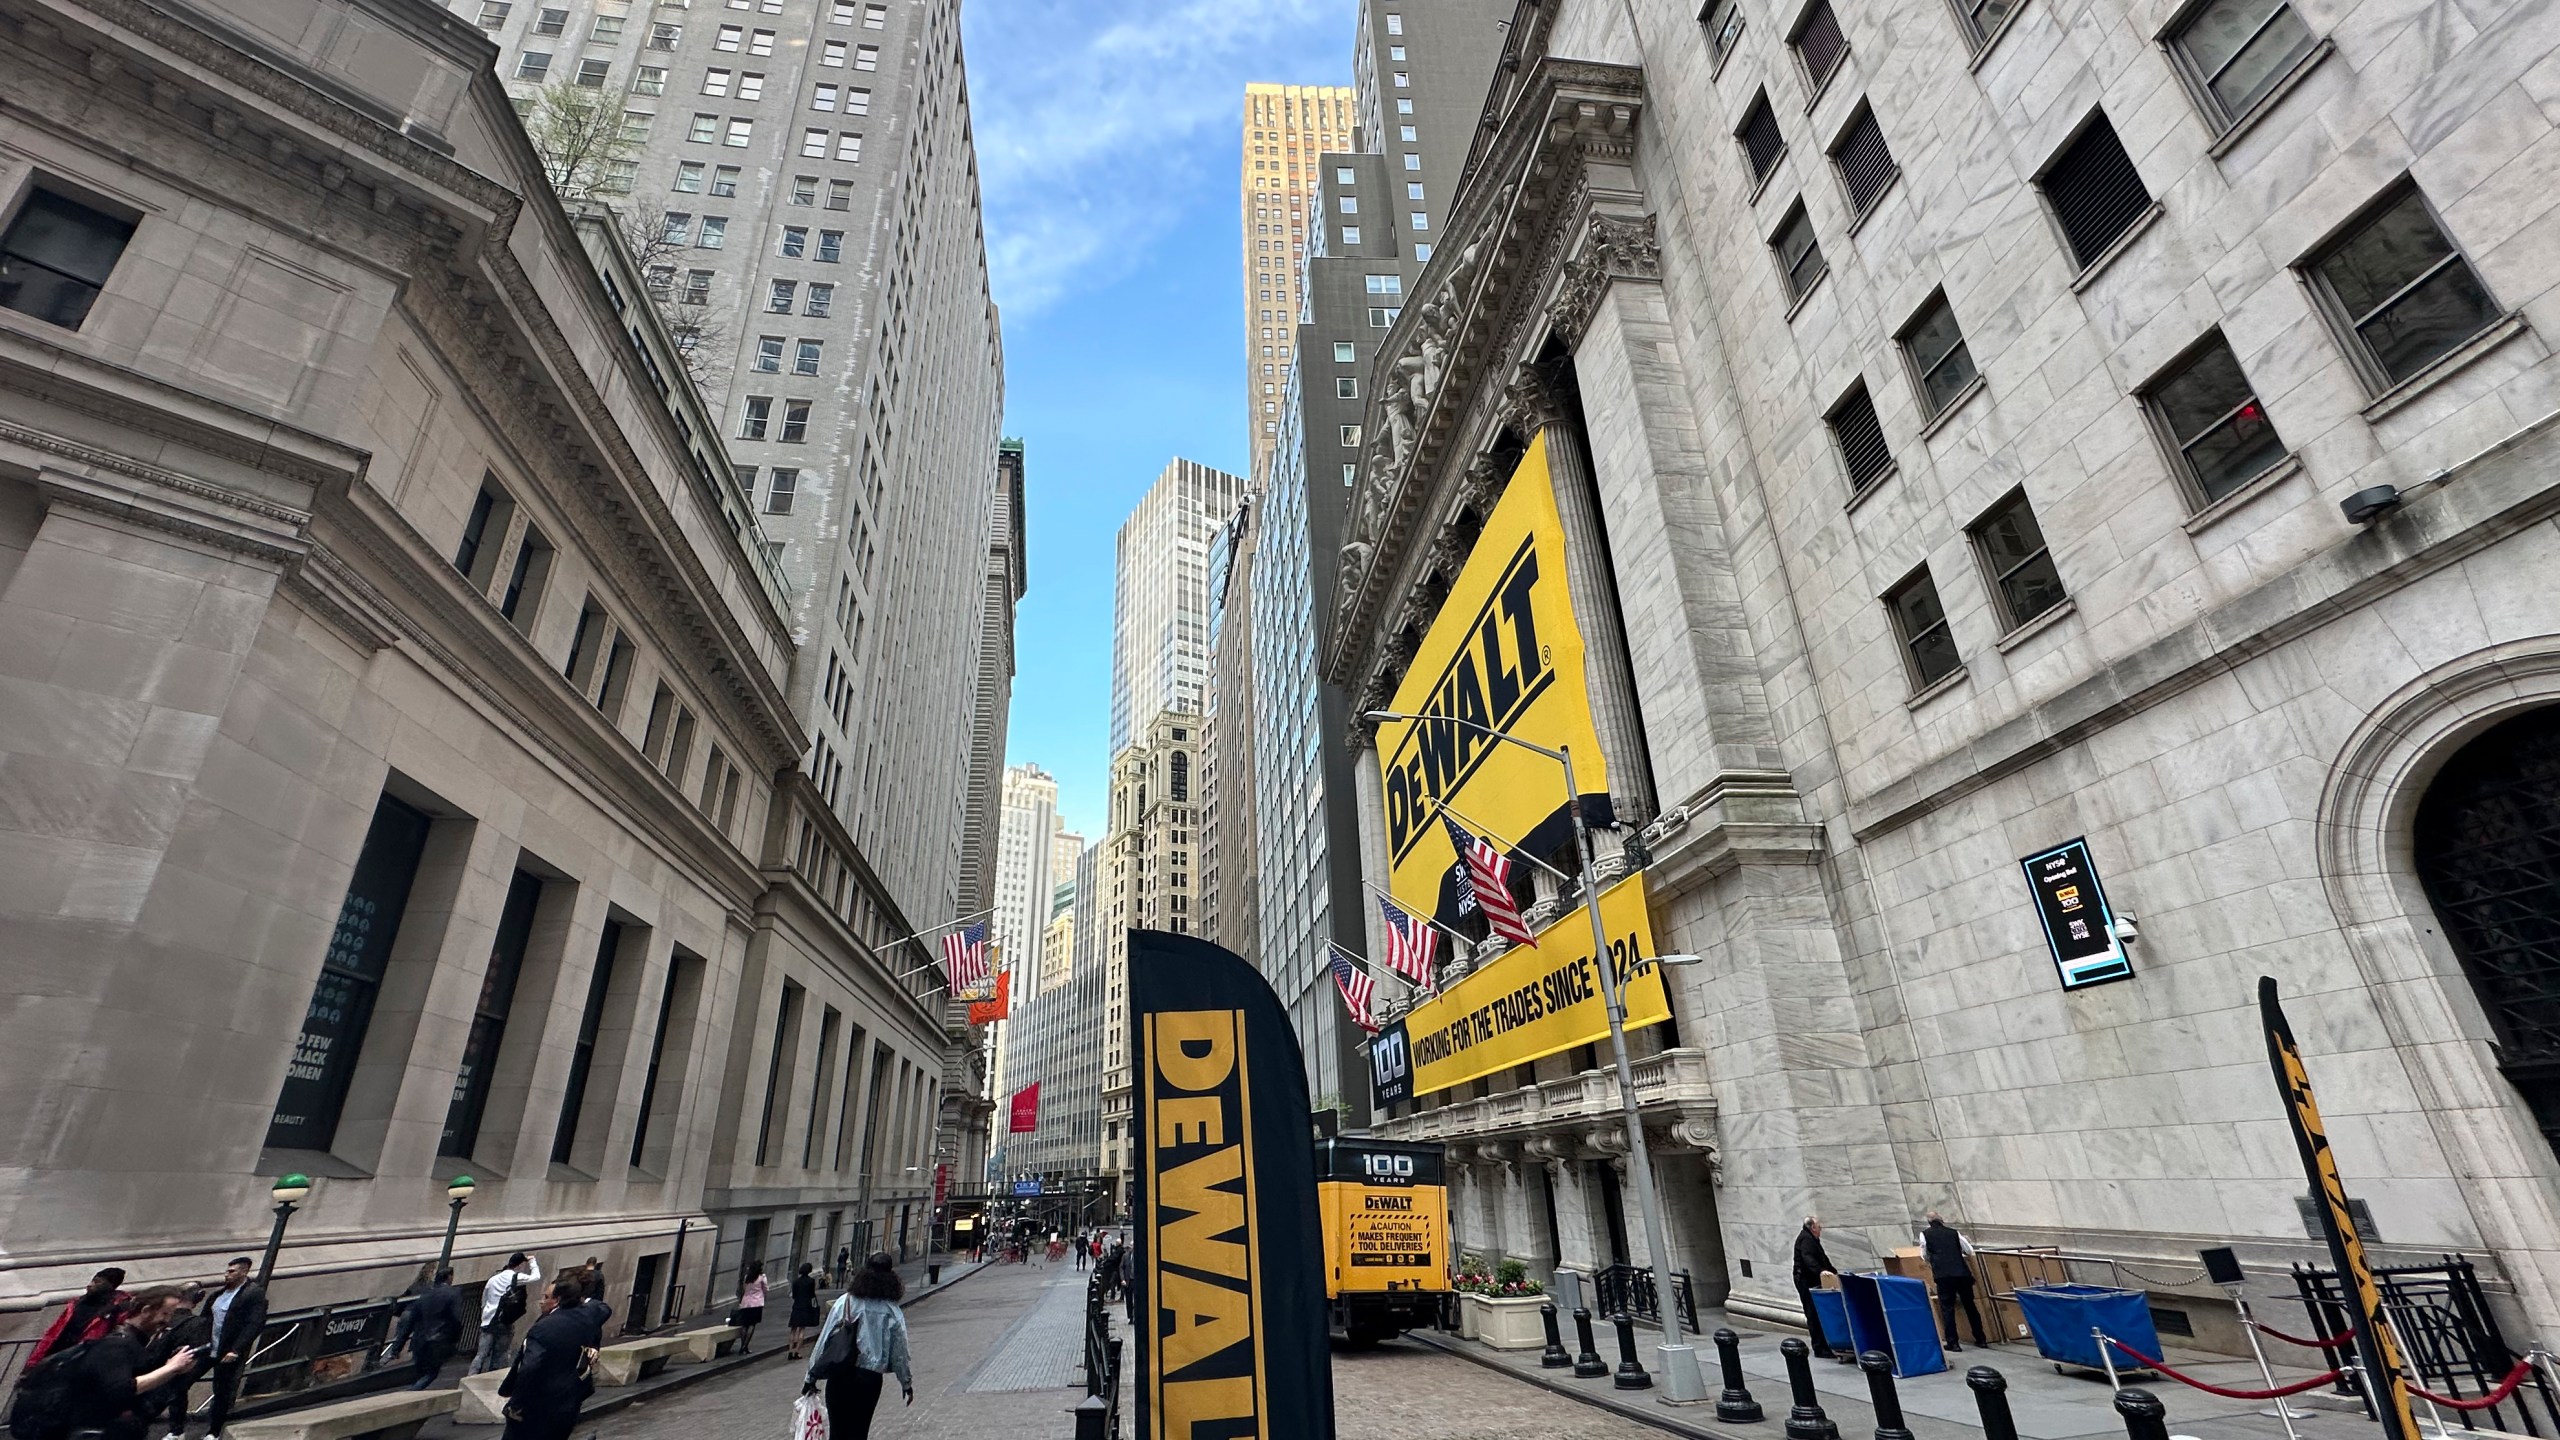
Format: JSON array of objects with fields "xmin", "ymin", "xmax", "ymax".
[{"xmin": 29, "ymin": 1269, "xmax": 129, "ymax": 1366}]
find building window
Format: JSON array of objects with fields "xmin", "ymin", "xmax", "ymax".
[
  {"xmin": 1343, "ymin": 463, "xmax": 1359, "ymax": 484},
  {"xmin": 827, "ymin": 179, "xmax": 853, "ymax": 210},
  {"xmin": 1970, "ymin": 489, "xmax": 2068, "ymax": 631},
  {"xmin": 1407, "ymin": 183, "xmax": 1426, "ymax": 200},
  {"xmin": 663, "ymin": 212, "xmax": 693, "ymax": 244},
  {"xmin": 476, "ymin": 1, "xmax": 510, "ymax": 26},
  {"xmin": 1830, "ymin": 104, "xmax": 1898, "ymax": 218},
  {"xmin": 766, "ymin": 467, "xmax": 798, "ymax": 515},
  {"xmin": 619, "ymin": 110, "xmax": 652, "ymax": 142},
  {"xmin": 755, "ymin": 335, "xmax": 784, "ymax": 372},
  {"xmin": 2167, "ymin": 0, "xmax": 2319, "ymax": 129},
  {"xmin": 1365, "ymin": 274, "xmax": 1402, "ymax": 294},
  {"xmin": 836, "ymin": 133, "xmax": 863, "ymax": 163},
  {"xmin": 781, "ymin": 399, "xmax": 810, "ymax": 442},
  {"xmin": 1337, "ymin": 377, "xmax": 1359, "ymax": 399},
  {"xmin": 1368, "ymin": 306, "xmax": 1399, "ymax": 327},
  {"xmin": 1409, "ymin": 212, "xmax": 1430, "ymax": 230},
  {"xmin": 645, "ymin": 265, "xmax": 674, "ymax": 299},
  {"xmin": 2143, "ymin": 332, "xmax": 2288, "ymax": 505},
  {"xmin": 769, "ymin": 278, "xmax": 797, "ymax": 311},
  {"xmin": 844, "ymin": 88, "xmax": 871, "ymax": 116},
  {"xmin": 803, "ymin": 127, "xmax": 829, "ymax": 158},
  {"xmin": 1827, "ymin": 381, "xmax": 1893, "ymax": 492},
  {"xmin": 500, "ymin": 526, "xmax": 552, "ymax": 630},
  {"xmin": 647, "ymin": 21, "xmax": 679, "ymax": 47},
  {"xmin": 632, "ymin": 65, "xmax": 666, "ymax": 94},
  {"xmin": 533, "ymin": 5, "xmax": 566, "ymax": 32},
  {"xmin": 590, "ymin": 13, "xmax": 623, "ymax": 41},
  {"xmin": 1898, "ymin": 291, "xmax": 1976, "ymax": 418},
  {"xmin": 818, "ymin": 230, "xmax": 843, "ymax": 261},
  {"xmin": 265, "ymin": 795, "xmax": 433, "ymax": 1153},
  {"xmin": 1953, "ymin": 0, "xmax": 2018, "ymax": 49},
  {"xmin": 1738, "ymin": 92, "xmax": 1785, "ymax": 184},
  {"xmin": 725, "ymin": 118, "xmax": 753, "ymax": 147},
  {"xmin": 740, "ymin": 395, "xmax": 772, "ymax": 439},
  {"xmin": 1339, "ymin": 196, "xmax": 1357, "ymax": 214},
  {"xmin": 814, "ymin": 84, "xmax": 839, "ymax": 112},
  {"xmin": 736, "ymin": 73, "xmax": 764, "ymax": 102},
  {"xmin": 1394, "ymin": 71, "xmax": 1410, "ymax": 86},
  {"xmin": 1790, "ymin": 0, "xmax": 1849, "ymax": 87},
  {"xmin": 0, "ymin": 187, "xmax": 136, "ymax": 330},
  {"xmin": 453, "ymin": 477, "xmax": 511, "ymax": 582},
  {"xmin": 441, "ymin": 869, "xmax": 546, "ymax": 1157},
  {"xmin": 1340, "ymin": 425, "xmax": 1362, "ymax": 446},
  {"xmin": 1334, "ymin": 342, "xmax": 1356, "ymax": 361},
  {"xmin": 711, "ymin": 166, "xmax": 740, "ymax": 197},
  {"xmin": 863, "ymin": 1, "xmax": 886, "ymax": 23},
  {"xmin": 2040, "ymin": 115, "xmax": 2152, "ymax": 270},
  {"xmin": 696, "ymin": 216, "xmax": 727, "ymax": 248},
  {"xmin": 828, "ymin": 0, "xmax": 854, "ymax": 20},
  {"xmin": 682, "ymin": 269, "xmax": 712, "ymax": 304},
  {"xmin": 854, "ymin": 44, "xmax": 879, "ymax": 69},
  {"xmin": 806, "ymin": 281, "xmax": 834, "ymax": 317},
  {"xmin": 1773, "ymin": 201, "xmax": 1826, "ymax": 301},
  {"xmin": 1701, "ymin": 0, "xmax": 1747, "ymax": 60},
  {"xmin": 515, "ymin": 50, "xmax": 552, "ymax": 79},
  {"xmin": 822, "ymin": 39, "xmax": 848, "ymax": 66},
  {"xmin": 1397, "ymin": 98, "xmax": 1413, "ymax": 114},
  {"xmin": 790, "ymin": 175, "xmax": 817, "ymax": 205},
  {"xmin": 1401, "ymin": 125, "xmax": 1417, "ymax": 141},
  {"xmin": 600, "ymin": 160, "xmax": 636, "ymax": 194},
  {"xmin": 715, "ymin": 22, "xmax": 742, "ymax": 48},
  {"xmin": 1386, "ymin": 13, "xmax": 1403, "ymax": 32},
  {"xmin": 1885, "ymin": 566, "xmax": 1961, "ymax": 690},
  {"xmin": 794, "ymin": 339, "xmax": 822, "ymax": 375},
  {"xmin": 781, "ymin": 226, "xmax": 808, "ymax": 258},
  {"xmin": 703, "ymin": 68, "xmax": 732, "ymax": 97},
  {"xmin": 749, "ymin": 28, "xmax": 774, "ymax": 54},
  {"xmin": 2305, "ymin": 185, "xmax": 2500, "ymax": 389},
  {"xmin": 688, "ymin": 113, "xmax": 718, "ymax": 142}
]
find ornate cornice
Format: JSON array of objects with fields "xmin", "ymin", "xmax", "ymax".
[
  {"xmin": 1322, "ymin": 58, "xmax": 1647, "ymax": 701},
  {"xmin": 1547, "ymin": 213, "xmax": 1662, "ymax": 348}
]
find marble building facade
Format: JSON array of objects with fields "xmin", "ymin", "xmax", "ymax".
[{"xmin": 1326, "ymin": 0, "xmax": 2560, "ymax": 1340}]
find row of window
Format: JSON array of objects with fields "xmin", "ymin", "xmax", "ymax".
[{"xmin": 753, "ymin": 335, "xmax": 827, "ymax": 375}]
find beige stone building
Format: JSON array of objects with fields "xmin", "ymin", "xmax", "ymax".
[
  {"xmin": 1241, "ymin": 84, "xmax": 1357, "ymax": 488},
  {"xmin": 1327, "ymin": 0, "xmax": 2560, "ymax": 1344},
  {"xmin": 0, "ymin": 0, "xmax": 975, "ymax": 1340}
]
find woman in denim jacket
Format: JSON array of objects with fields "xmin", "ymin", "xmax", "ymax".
[{"xmin": 802, "ymin": 1253, "xmax": 912, "ymax": 1436}]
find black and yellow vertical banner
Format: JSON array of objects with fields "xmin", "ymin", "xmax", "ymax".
[
  {"xmin": 1132, "ymin": 929, "xmax": 1334, "ymax": 1440},
  {"xmin": 2260, "ymin": 976, "xmax": 2417, "ymax": 1440}
]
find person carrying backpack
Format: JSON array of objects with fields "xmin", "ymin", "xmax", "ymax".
[
  {"xmin": 473, "ymin": 1256, "xmax": 540, "ymax": 1376},
  {"xmin": 801, "ymin": 1253, "xmax": 912, "ymax": 1440},
  {"xmin": 29, "ymin": 1271, "xmax": 129, "ymax": 1368},
  {"xmin": 20, "ymin": 1286, "xmax": 200, "ymax": 1440}
]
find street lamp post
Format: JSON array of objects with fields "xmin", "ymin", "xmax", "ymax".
[
  {"xmin": 258, "ymin": 1174, "xmax": 312, "ymax": 1288},
  {"xmin": 436, "ymin": 1176, "xmax": 476, "ymax": 1274},
  {"xmin": 1368, "ymin": 709, "xmax": 1707, "ymax": 1402}
]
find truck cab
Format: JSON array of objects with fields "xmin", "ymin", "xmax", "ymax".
[{"xmin": 1315, "ymin": 1137, "xmax": 1450, "ymax": 1345}]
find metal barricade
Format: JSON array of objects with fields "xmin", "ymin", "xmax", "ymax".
[
  {"xmin": 2292, "ymin": 1254, "xmax": 2560, "ymax": 1435},
  {"xmin": 1591, "ymin": 1264, "xmax": 1700, "ymax": 1332}
]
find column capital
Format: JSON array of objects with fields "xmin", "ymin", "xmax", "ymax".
[{"xmin": 1548, "ymin": 212, "xmax": 1662, "ymax": 348}]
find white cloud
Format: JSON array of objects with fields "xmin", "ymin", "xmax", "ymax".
[{"xmin": 964, "ymin": 0, "xmax": 1351, "ymax": 313}]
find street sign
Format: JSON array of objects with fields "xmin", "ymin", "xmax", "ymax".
[
  {"xmin": 1011, "ymin": 1179, "xmax": 1042, "ymax": 1197},
  {"xmin": 2019, "ymin": 837, "xmax": 2133, "ymax": 990}
]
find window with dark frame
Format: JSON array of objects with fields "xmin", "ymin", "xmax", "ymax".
[
  {"xmin": 2168, "ymin": 0, "xmax": 2318, "ymax": 128},
  {"xmin": 1773, "ymin": 202, "xmax": 1827, "ymax": 302},
  {"xmin": 766, "ymin": 467, "xmax": 798, "ymax": 515},
  {"xmin": 266, "ymin": 794, "xmax": 434, "ymax": 1152},
  {"xmin": 1701, "ymin": 0, "xmax": 1748, "ymax": 61},
  {"xmin": 1954, "ymin": 0, "xmax": 2019, "ymax": 49},
  {"xmin": 2040, "ymin": 115, "xmax": 2154, "ymax": 270},
  {"xmin": 1827, "ymin": 382, "xmax": 1893, "ymax": 492},
  {"xmin": 1830, "ymin": 105, "xmax": 1898, "ymax": 218},
  {"xmin": 2306, "ymin": 186, "xmax": 2501, "ymax": 388},
  {"xmin": 1885, "ymin": 567, "xmax": 1962, "ymax": 691},
  {"xmin": 1739, "ymin": 93, "xmax": 1786, "ymax": 184},
  {"xmin": 1899, "ymin": 291, "xmax": 1977, "ymax": 417},
  {"xmin": 550, "ymin": 919, "xmax": 622, "ymax": 1167},
  {"xmin": 1790, "ymin": 0, "xmax": 1849, "ymax": 87},
  {"xmin": 2144, "ymin": 333, "xmax": 2287, "ymax": 505},
  {"xmin": 0, "ymin": 188, "xmax": 137, "ymax": 330},
  {"xmin": 441, "ymin": 868, "xmax": 545, "ymax": 1158},
  {"xmin": 453, "ymin": 480, "xmax": 505, "ymax": 580},
  {"xmin": 500, "ymin": 526, "xmax": 552, "ymax": 630},
  {"xmin": 1970, "ymin": 489, "xmax": 2069, "ymax": 631}
]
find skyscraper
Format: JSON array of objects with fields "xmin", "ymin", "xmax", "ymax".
[
  {"xmin": 1202, "ymin": 496, "xmax": 1260, "ymax": 958},
  {"xmin": 1251, "ymin": 0, "xmax": 1509, "ymax": 1125},
  {"xmin": 984, "ymin": 762, "xmax": 1058, "ymax": 1130},
  {"xmin": 1105, "ymin": 459, "xmax": 1243, "ymax": 754},
  {"xmin": 1241, "ymin": 84, "xmax": 1358, "ymax": 488}
]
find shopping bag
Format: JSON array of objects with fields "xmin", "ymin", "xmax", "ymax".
[{"xmin": 791, "ymin": 1392, "xmax": 830, "ymax": 1440}]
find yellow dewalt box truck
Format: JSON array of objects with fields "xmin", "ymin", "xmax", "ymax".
[{"xmin": 1316, "ymin": 1137, "xmax": 1450, "ymax": 1344}]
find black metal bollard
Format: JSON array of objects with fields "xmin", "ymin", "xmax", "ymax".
[
  {"xmin": 1859, "ymin": 1351, "xmax": 1914, "ymax": 1440},
  {"xmin": 1540, "ymin": 1302, "xmax": 1572, "ymax": 1369},
  {"xmin": 1780, "ymin": 1338, "xmax": 1842, "ymax": 1440},
  {"xmin": 1967, "ymin": 1366, "xmax": 2018, "ymax": 1440},
  {"xmin": 1573, "ymin": 1307, "xmax": 1609, "ymax": 1379},
  {"xmin": 1613, "ymin": 1311, "xmax": 1653, "ymax": 1390},
  {"xmin": 1714, "ymin": 1328, "xmax": 1765, "ymax": 1423},
  {"xmin": 1074, "ymin": 1393, "xmax": 1107, "ymax": 1440},
  {"xmin": 2114, "ymin": 1388, "xmax": 2170, "ymax": 1440}
]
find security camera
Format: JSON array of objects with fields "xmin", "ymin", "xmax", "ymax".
[
  {"xmin": 2341, "ymin": 485, "xmax": 2403, "ymax": 525},
  {"xmin": 2111, "ymin": 914, "xmax": 2139, "ymax": 944}
]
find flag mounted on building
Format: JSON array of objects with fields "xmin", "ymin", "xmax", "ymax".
[
  {"xmin": 968, "ymin": 969, "xmax": 1011, "ymax": 1025},
  {"xmin": 1130, "ymin": 928, "xmax": 1335, "ymax": 1440},
  {"xmin": 1008, "ymin": 1081, "xmax": 1039, "ymax": 1134},
  {"xmin": 940, "ymin": 922, "xmax": 995, "ymax": 999},
  {"xmin": 1377, "ymin": 896, "xmax": 1439, "ymax": 991},
  {"xmin": 1328, "ymin": 944, "xmax": 1380, "ymax": 1032},
  {"xmin": 1443, "ymin": 814, "xmax": 1538, "ymax": 947}
]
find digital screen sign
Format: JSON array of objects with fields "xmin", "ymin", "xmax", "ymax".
[{"xmin": 2020, "ymin": 837, "xmax": 2134, "ymax": 990}]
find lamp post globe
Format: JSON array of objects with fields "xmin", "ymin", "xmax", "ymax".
[{"xmin": 257, "ymin": 1173, "xmax": 313, "ymax": 1286}]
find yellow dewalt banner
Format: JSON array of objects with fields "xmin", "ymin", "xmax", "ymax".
[
  {"xmin": 1377, "ymin": 430, "xmax": 1611, "ymax": 922},
  {"xmin": 1401, "ymin": 875, "xmax": 1665, "ymax": 1096}
]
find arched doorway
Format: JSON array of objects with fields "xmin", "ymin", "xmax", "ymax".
[{"xmin": 2414, "ymin": 707, "xmax": 2560, "ymax": 1157}]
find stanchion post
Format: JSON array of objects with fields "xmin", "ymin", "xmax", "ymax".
[
  {"xmin": 1715, "ymin": 1328, "xmax": 1765, "ymax": 1423},
  {"xmin": 2228, "ymin": 1287, "xmax": 2308, "ymax": 1438},
  {"xmin": 1614, "ymin": 1312, "xmax": 1653, "ymax": 1391},
  {"xmin": 1860, "ymin": 1351, "xmax": 1915, "ymax": 1440},
  {"xmin": 1968, "ymin": 1366, "xmax": 2018, "ymax": 1440},
  {"xmin": 1573, "ymin": 1307, "xmax": 1609, "ymax": 1379},
  {"xmin": 1073, "ymin": 1393, "xmax": 1107, "ymax": 1440},
  {"xmin": 2097, "ymin": 1328, "xmax": 2124, "ymax": 1390},
  {"xmin": 1540, "ymin": 1302, "xmax": 1571, "ymax": 1369},
  {"xmin": 1781, "ymin": 1338, "xmax": 1842, "ymax": 1440},
  {"xmin": 2114, "ymin": 1388, "xmax": 2170, "ymax": 1440}
]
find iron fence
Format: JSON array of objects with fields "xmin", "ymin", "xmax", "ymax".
[
  {"xmin": 1591, "ymin": 1263, "xmax": 1700, "ymax": 1333},
  {"xmin": 2293, "ymin": 1253, "xmax": 2560, "ymax": 1435}
]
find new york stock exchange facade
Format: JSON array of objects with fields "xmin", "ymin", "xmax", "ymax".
[{"xmin": 1325, "ymin": 0, "xmax": 2560, "ymax": 1344}]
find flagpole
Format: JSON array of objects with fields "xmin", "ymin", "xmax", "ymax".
[
  {"xmin": 1321, "ymin": 937, "xmax": 1422, "ymax": 993},
  {"xmin": 1361, "ymin": 879, "xmax": 1475, "ymax": 950}
]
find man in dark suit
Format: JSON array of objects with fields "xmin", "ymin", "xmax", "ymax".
[
  {"xmin": 498, "ymin": 1280, "xmax": 594, "ymax": 1440},
  {"xmin": 1793, "ymin": 1217, "xmax": 1840, "ymax": 1360},
  {"xmin": 200, "ymin": 1258, "xmax": 267, "ymax": 1440},
  {"xmin": 385, "ymin": 1268, "xmax": 467, "ymax": 1390}
]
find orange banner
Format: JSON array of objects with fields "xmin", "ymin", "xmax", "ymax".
[{"xmin": 969, "ymin": 970, "xmax": 1010, "ymax": 1025}]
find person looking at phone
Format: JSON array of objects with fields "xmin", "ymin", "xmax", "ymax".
[{"xmin": 61, "ymin": 1287, "xmax": 201, "ymax": 1440}]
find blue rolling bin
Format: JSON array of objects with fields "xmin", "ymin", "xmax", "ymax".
[
  {"xmin": 1841, "ymin": 1272, "xmax": 1947, "ymax": 1377},
  {"xmin": 1810, "ymin": 1288, "xmax": 1853, "ymax": 1353},
  {"xmin": 2012, "ymin": 1284, "xmax": 2161, "ymax": 1373}
]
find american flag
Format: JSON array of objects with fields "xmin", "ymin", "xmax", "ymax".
[
  {"xmin": 1378, "ymin": 896, "xmax": 1439, "ymax": 991},
  {"xmin": 1444, "ymin": 814, "xmax": 1539, "ymax": 947},
  {"xmin": 1328, "ymin": 945, "xmax": 1379, "ymax": 1032},
  {"xmin": 940, "ymin": 922, "xmax": 992, "ymax": 996}
]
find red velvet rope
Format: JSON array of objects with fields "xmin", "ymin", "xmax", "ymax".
[
  {"xmin": 2405, "ymin": 1360, "xmax": 2538, "ymax": 1412},
  {"xmin": 2248, "ymin": 1319, "xmax": 2359, "ymax": 1350},
  {"xmin": 2101, "ymin": 1337, "xmax": 2345, "ymax": 1399}
]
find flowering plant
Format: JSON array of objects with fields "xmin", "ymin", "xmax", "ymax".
[{"xmin": 1452, "ymin": 1256, "xmax": 1544, "ymax": 1297}]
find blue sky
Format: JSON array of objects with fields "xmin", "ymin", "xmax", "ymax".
[{"xmin": 964, "ymin": 0, "xmax": 1356, "ymax": 838}]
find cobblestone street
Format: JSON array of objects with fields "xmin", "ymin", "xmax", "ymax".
[{"xmin": 593, "ymin": 1261, "xmax": 1674, "ymax": 1440}]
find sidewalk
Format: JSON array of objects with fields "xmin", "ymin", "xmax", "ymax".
[{"xmin": 1416, "ymin": 1306, "xmax": 2387, "ymax": 1440}]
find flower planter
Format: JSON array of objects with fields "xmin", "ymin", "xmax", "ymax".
[
  {"xmin": 1456, "ymin": 1293, "xmax": 1481, "ymax": 1340},
  {"xmin": 1466, "ymin": 1293, "xmax": 1550, "ymax": 1351}
]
